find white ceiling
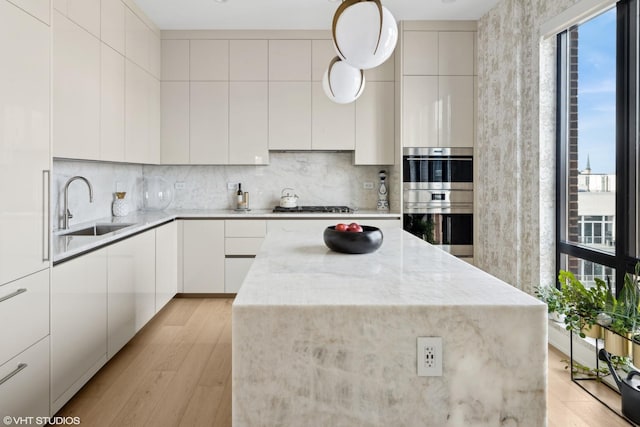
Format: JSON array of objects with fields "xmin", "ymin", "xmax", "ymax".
[{"xmin": 133, "ymin": 0, "xmax": 500, "ymax": 30}]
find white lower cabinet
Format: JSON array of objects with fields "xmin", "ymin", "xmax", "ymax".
[
  {"xmin": 51, "ymin": 248, "xmax": 107, "ymax": 413},
  {"xmin": 0, "ymin": 270, "xmax": 49, "ymax": 367},
  {"xmin": 224, "ymin": 258, "xmax": 254, "ymax": 293},
  {"xmin": 50, "ymin": 223, "xmax": 177, "ymax": 413},
  {"xmin": 0, "ymin": 269, "xmax": 50, "ymax": 423},
  {"xmin": 223, "ymin": 220, "xmax": 266, "ymax": 293},
  {"xmin": 0, "ymin": 337, "xmax": 50, "ymax": 423},
  {"xmin": 106, "ymin": 231, "xmax": 155, "ymax": 359},
  {"xmin": 155, "ymin": 221, "xmax": 178, "ymax": 312},
  {"xmin": 182, "ymin": 220, "xmax": 225, "ymax": 293}
]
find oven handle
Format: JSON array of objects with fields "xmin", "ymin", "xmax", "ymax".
[
  {"xmin": 403, "ymin": 205, "xmax": 474, "ymax": 214},
  {"xmin": 404, "ymin": 157, "xmax": 473, "ymax": 161}
]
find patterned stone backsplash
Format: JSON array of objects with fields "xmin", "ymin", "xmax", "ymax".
[{"xmin": 53, "ymin": 152, "xmax": 399, "ymax": 229}]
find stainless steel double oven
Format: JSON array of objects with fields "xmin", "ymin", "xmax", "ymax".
[{"xmin": 402, "ymin": 147, "xmax": 473, "ymax": 257}]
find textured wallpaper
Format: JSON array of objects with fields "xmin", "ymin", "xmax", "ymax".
[{"xmin": 476, "ymin": 0, "xmax": 580, "ymax": 293}]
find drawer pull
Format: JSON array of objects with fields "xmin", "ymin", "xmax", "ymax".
[
  {"xmin": 0, "ymin": 288, "xmax": 27, "ymax": 303},
  {"xmin": 0, "ymin": 363, "xmax": 27, "ymax": 386}
]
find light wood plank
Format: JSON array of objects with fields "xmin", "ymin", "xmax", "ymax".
[{"xmin": 56, "ymin": 298, "xmax": 632, "ymax": 427}]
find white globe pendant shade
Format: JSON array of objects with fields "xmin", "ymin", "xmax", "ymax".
[
  {"xmin": 322, "ymin": 57, "xmax": 365, "ymax": 104},
  {"xmin": 332, "ymin": 0, "xmax": 398, "ymax": 70}
]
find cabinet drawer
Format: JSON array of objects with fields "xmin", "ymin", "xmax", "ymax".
[
  {"xmin": 0, "ymin": 337, "xmax": 49, "ymax": 422},
  {"xmin": 225, "ymin": 238, "xmax": 264, "ymax": 255},
  {"xmin": 0, "ymin": 270, "xmax": 49, "ymax": 365},
  {"xmin": 224, "ymin": 258, "xmax": 254, "ymax": 293},
  {"xmin": 225, "ymin": 220, "xmax": 266, "ymax": 238}
]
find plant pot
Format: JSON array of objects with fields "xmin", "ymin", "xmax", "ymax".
[
  {"xmin": 604, "ymin": 329, "xmax": 630, "ymax": 356},
  {"xmin": 634, "ymin": 340, "xmax": 640, "ymax": 369},
  {"xmin": 581, "ymin": 323, "xmax": 602, "ymax": 339}
]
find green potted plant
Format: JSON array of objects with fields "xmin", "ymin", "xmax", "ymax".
[
  {"xmin": 535, "ymin": 285, "xmax": 565, "ymax": 322},
  {"xmin": 602, "ymin": 263, "xmax": 640, "ymax": 356},
  {"xmin": 557, "ymin": 270, "xmax": 608, "ymax": 339}
]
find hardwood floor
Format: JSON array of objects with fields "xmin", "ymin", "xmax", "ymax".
[{"xmin": 56, "ymin": 298, "xmax": 633, "ymax": 426}]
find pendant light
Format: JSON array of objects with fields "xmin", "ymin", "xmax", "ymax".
[
  {"xmin": 322, "ymin": 56, "xmax": 365, "ymax": 104},
  {"xmin": 331, "ymin": 0, "xmax": 398, "ymax": 70}
]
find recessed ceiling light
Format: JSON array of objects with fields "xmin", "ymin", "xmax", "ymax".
[{"xmin": 215, "ymin": 0, "xmax": 227, "ymax": 3}]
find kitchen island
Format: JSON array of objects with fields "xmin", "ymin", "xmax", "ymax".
[{"xmin": 232, "ymin": 225, "xmax": 547, "ymax": 426}]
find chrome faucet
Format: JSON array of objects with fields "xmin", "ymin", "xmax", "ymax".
[{"xmin": 62, "ymin": 176, "xmax": 94, "ymax": 229}]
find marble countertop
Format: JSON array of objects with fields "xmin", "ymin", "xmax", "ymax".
[
  {"xmin": 52, "ymin": 209, "xmax": 401, "ymax": 263},
  {"xmin": 234, "ymin": 225, "xmax": 544, "ymax": 307}
]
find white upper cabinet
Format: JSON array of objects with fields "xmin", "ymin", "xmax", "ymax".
[
  {"xmin": 402, "ymin": 26, "xmax": 476, "ymax": 148},
  {"xmin": 230, "ymin": 40, "xmax": 268, "ymax": 81},
  {"xmin": 229, "ymin": 82, "xmax": 269, "ymax": 164},
  {"xmin": 311, "ymin": 39, "xmax": 335, "ymax": 81},
  {"xmin": 190, "ymin": 82, "xmax": 229, "ymax": 164},
  {"xmin": 100, "ymin": 44, "xmax": 125, "ymax": 162},
  {"xmin": 149, "ymin": 31, "xmax": 161, "ymax": 79},
  {"xmin": 312, "ymin": 82, "xmax": 355, "ymax": 150},
  {"xmin": 125, "ymin": 59, "xmax": 148, "ymax": 163},
  {"xmin": 364, "ymin": 52, "xmax": 395, "ymax": 81},
  {"xmin": 269, "ymin": 82, "xmax": 311, "ymax": 150},
  {"xmin": 125, "ymin": 60, "xmax": 159, "ymax": 163},
  {"xmin": 7, "ymin": 0, "xmax": 50, "ymax": 24},
  {"xmin": 439, "ymin": 76, "xmax": 474, "ymax": 148},
  {"xmin": 438, "ymin": 32, "xmax": 475, "ymax": 76},
  {"xmin": 100, "ymin": 0, "xmax": 125, "ymax": 54},
  {"xmin": 0, "ymin": 0, "xmax": 50, "ymax": 285},
  {"xmin": 403, "ymin": 31, "xmax": 438, "ymax": 75},
  {"xmin": 124, "ymin": 7, "xmax": 148, "ymax": 70},
  {"xmin": 269, "ymin": 40, "xmax": 311, "ymax": 81},
  {"xmin": 402, "ymin": 76, "xmax": 438, "ymax": 148},
  {"xmin": 355, "ymin": 81, "xmax": 394, "ymax": 165},
  {"xmin": 66, "ymin": 0, "xmax": 100, "ymax": 37},
  {"xmin": 190, "ymin": 39, "xmax": 229, "ymax": 81},
  {"xmin": 162, "ymin": 39, "xmax": 189, "ymax": 81},
  {"xmin": 161, "ymin": 82, "xmax": 189, "ymax": 164},
  {"xmin": 53, "ymin": 10, "xmax": 101, "ymax": 160}
]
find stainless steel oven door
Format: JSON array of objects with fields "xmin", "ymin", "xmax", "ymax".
[
  {"xmin": 403, "ymin": 189, "xmax": 473, "ymax": 214},
  {"xmin": 403, "ymin": 147, "xmax": 473, "ymax": 191},
  {"xmin": 403, "ymin": 212, "xmax": 473, "ymax": 257}
]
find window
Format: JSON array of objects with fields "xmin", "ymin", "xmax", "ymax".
[{"xmin": 556, "ymin": 0, "xmax": 639, "ymax": 294}]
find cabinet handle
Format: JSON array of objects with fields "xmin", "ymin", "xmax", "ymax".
[
  {"xmin": 0, "ymin": 288, "xmax": 27, "ymax": 303},
  {"xmin": 0, "ymin": 363, "xmax": 27, "ymax": 386},
  {"xmin": 42, "ymin": 170, "xmax": 51, "ymax": 262}
]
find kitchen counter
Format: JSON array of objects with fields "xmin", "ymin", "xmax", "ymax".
[
  {"xmin": 52, "ymin": 209, "xmax": 401, "ymax": 263},
  {"xmin": 232, "ymin": 226, "xmax": 547, "ymax": 426}
]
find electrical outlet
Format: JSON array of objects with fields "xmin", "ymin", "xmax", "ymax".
[
  {"xmin": 363, "ymin": 182, "xmax": 374, "ymax": 189},
  {"xmin": 174, "ymin": 181, "xmax": 186, "ymax": 190},
  {"xmin": 227, "ymin": 182, "xmax": 237, "ymax": 190},
  {"xmin": 417, "ymin": 337, "xmax": 442, "ymax": 377}
]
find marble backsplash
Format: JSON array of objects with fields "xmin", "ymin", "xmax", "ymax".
[
  {"xmin": 146, "ymin": 152, "xmax": 398, "ymax": 211},
  {"xmin": 52, "ymin": 160, "xmax": 144, "ymax": 231},
  {"xmin": 53, "ymin": 152, "xmax": 398, "ymax": 230}
]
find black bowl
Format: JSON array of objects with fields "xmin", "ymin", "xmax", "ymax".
[{"xmin": 323, "ymin": 225, "xmax": 383, "ymax": 254}]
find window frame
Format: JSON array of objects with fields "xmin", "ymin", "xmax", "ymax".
[{"xmin": 555, "ymin": 0, "xmax": 640, "ymax": 293}]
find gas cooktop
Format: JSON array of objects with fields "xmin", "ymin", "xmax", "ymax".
[{"xmin": 272, "ymin": 206, "xmax": 354, "ymax": 213}]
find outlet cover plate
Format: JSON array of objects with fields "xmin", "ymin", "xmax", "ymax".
[{"xmin": 417, "ymin": 337, "xmax": 443, "ymax": 377}]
